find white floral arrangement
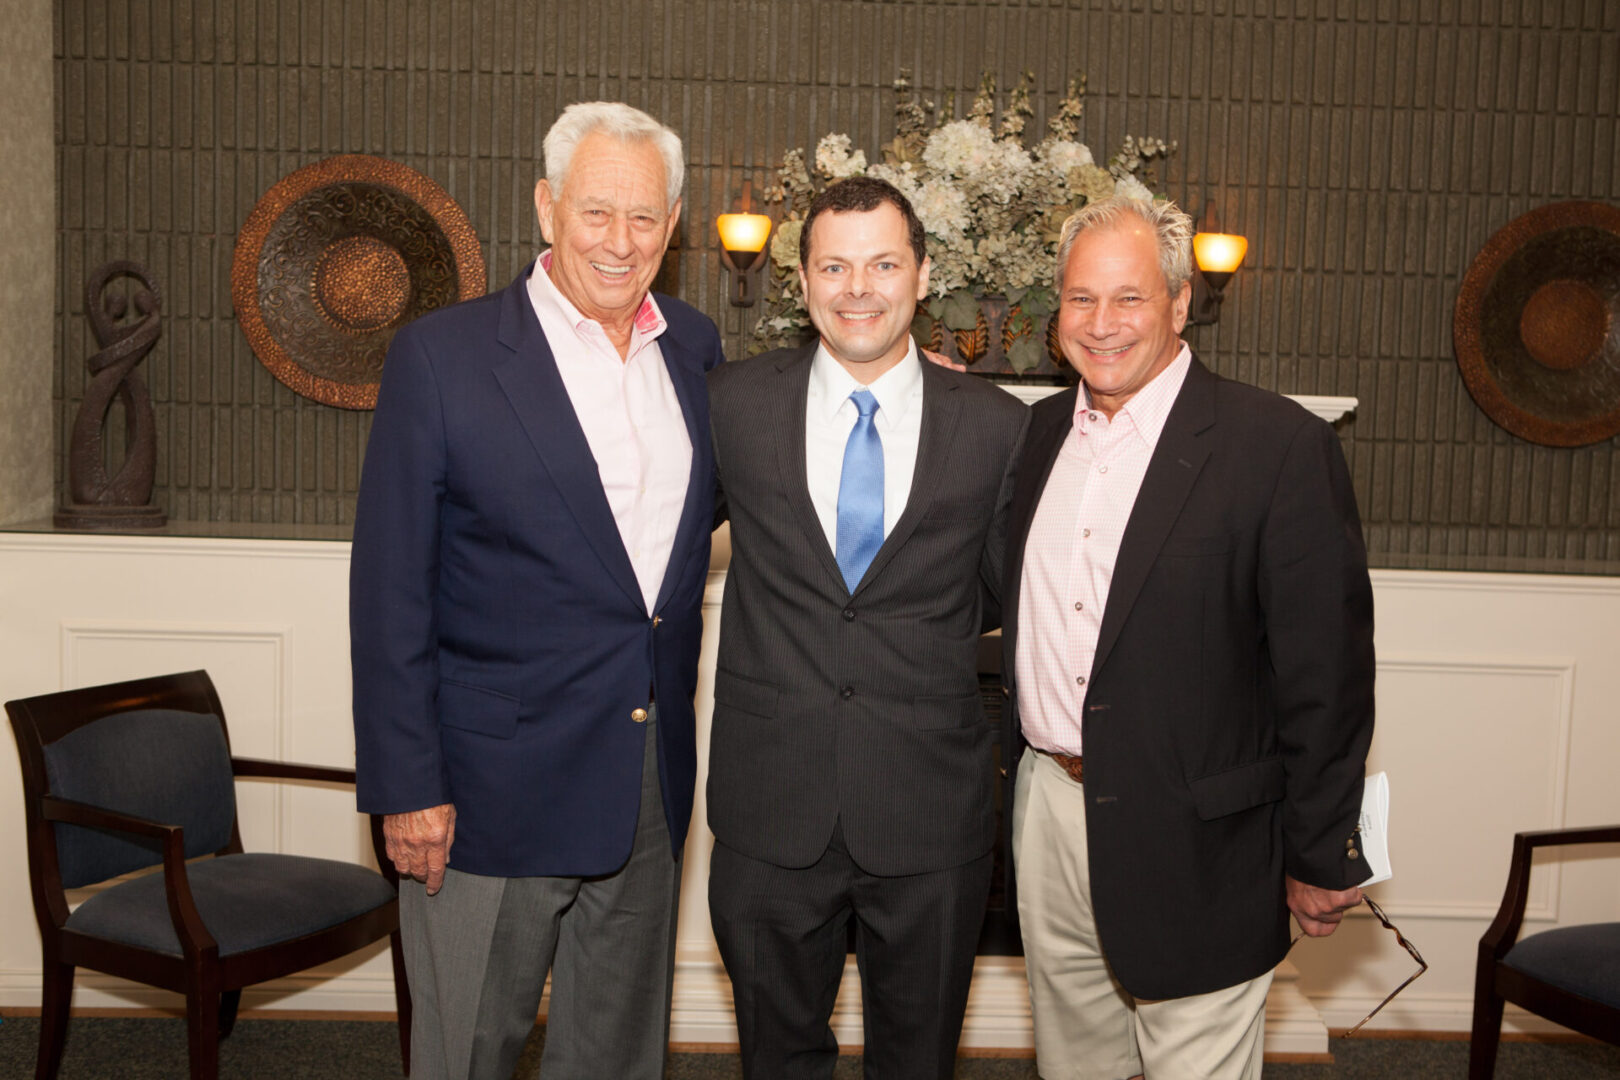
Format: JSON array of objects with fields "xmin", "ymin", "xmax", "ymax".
[{"xmin": 753, "ymin": 72, "xmax": 1175, "ymax": 372}]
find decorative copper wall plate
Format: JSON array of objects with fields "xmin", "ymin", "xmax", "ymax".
[
  {"xmin": 232, "ymin": 154, "xmax": 486, "ymax": 409},
  {"xmin": 1454, "ymin": 200, "xmax": 1620, "ymax": 447}
]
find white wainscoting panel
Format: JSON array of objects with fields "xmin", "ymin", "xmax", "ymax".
[
  {"xmin": 59, "ymin": 621, "xmax": 288, "ymax": 854},
  {"xmin": 3, "ymin": 533, "xmax": 1619, "ymax": 1045},
  {"xmin": 0, "ymin": 533, "xmax": 393, "ymax": 1012},
  {"xmin": 1366, "ymin": 654, "xmax": 1574, "ymax": 922},
  {"xmin": 1295, "ymin": 572, "xmax": 1620, "ymax": 1035}
]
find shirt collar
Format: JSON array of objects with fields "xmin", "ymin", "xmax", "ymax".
[
  {"xmin": 1075, "ymin": 341, "xmax": 1192, "ymax": 449},
  {"xmin": 809, "ymin": 339, "xmax": 923, "ymax": 428},
  {"xmin": 528, "ymin": 250, "xmax": 668, "ymax": 342}
]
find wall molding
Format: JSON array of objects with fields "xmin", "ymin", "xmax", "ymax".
[
  {"xmin": 990, "ymin": 382, "xmax": 1358, "ymax": 424},
  {"xmin": 57, "ymin": 618, "xmax": 291, "ymax": 849},
  {"xmin": 1373, "ymin": 652, "xmax": 1575, "ymax": 923},
  {"xmin": 1369, "ymin": 569, "xmax": 1620, "ymax": 596},
  {"xmin": 1312, "ymin": 991, "xmax": 1577, "ymax": 1037},
  {"xmin": 0, "ymin": 533, "xmax": 352, "ymax": 561}
]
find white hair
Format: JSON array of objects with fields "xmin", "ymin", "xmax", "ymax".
[
  {"xmin": 542, "ymin": 101, "xmax": 685, "ymax": 210},
  {"xmin": 1055, "ymin": 196, "xmax": 1195, "ymax": 295}
]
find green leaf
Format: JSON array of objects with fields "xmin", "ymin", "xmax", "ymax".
[
  {"xmin": 940, "ymin": 290, "xmax": 981, "ymax": 331},
  {"xmin": 1021, "ymin": 286, "xmax": 1057, "ymax": 318},
  {"xmin": 926, "ymin": 297, "xmax": 945, "ymax": 319},
  {"xmin": 1005, "ymin": 285, "xmax": 1029, "ymax": 305},
  {"xmin": 910, "ymin": 311, "xmax": 935, "ymax": 345},
  {"xmin": 1008, "ymin": 337, "xmax": 1045, "ymax": 374}
]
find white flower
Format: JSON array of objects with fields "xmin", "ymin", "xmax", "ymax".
[
  {"xmin": 1113, "ymin": 174, "xmax": 1154, "ymax": 202},
  {"xmin": 815, "ymin": 133, "xmax": 868, "ymax": 179},
  {"xmin": 770, "ymin": 219, "xmax": 803, "ymax": 271},
  {"xmin": 922, "ymin": 120, "xmax": 1000, "ymax": 178},
  {"xmin": 911, "ymin": 179, "xmax": 971, "ymax": 239},
  {"xmin": 867, "ymin": 162, "xmax": 921, "ymax": 202},
  {"xmin": 1041, "ymin": 139, "xmax": 1094, "ymax": 174}
]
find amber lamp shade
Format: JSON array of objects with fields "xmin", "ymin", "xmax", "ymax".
[
  {"xmin": 718, "ymin": 212, "xmax": 773, "ymax": 305},
  {"xmin": 718, "ymin": 213, "xmax": 772, "ymax": 257},
  {"xmin": 1193, "ymin": 232, "xmax": 1248, "ymax": 286},
  {"xmin": 1187, "ymin": 231, "xmax": 1247, "ymax": 326}
]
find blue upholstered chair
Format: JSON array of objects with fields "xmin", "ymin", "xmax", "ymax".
[
  {"xmin": 1469, "ymin": 824, "xmax": 1620, "ymax": 1078},
  {"xmin": 6, "ymin": 670, "xmax": 411, "ymax": 1080}
]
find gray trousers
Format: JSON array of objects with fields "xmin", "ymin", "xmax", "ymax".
[{"xmin": 400, "ymin": 709, "xmax": 682, "ymax": 1080}]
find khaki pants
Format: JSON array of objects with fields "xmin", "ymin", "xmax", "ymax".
[{"xmin": 1012, "ymin": 748, "xmax": 1272, "ymax": 1080}]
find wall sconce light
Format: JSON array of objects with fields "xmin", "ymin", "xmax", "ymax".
[
  {"xmin": 1187, "ymin": 230, "xmax": 1248, "ymax": 326},
  {"xmin": 717, "ymin": 179, "xmax": 773, "ymax": 307}
]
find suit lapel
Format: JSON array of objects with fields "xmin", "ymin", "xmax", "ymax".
[
  {"xmin": 772, "ymin": 346, "xmax": 847, "ymax": 592},
  {"xmin": 491, "ymin": 266, "xmax": 645, "ymax": 612},
  {"xmin": 854, "ymin": 358, "xmax": 961, "ymax": 594},
  {"xmin": 1002, "ymin": 385, "xmax": 1080, "ymax": 678},
  {"xmin": 651, "ymin": 315, "xmax": 712, "ymax": 615},
  {"xmin": 1091, "ymin": 358, "xmax": 1217, "ymax": 676}
]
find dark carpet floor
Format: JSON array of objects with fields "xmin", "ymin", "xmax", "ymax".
[{"xmin": 1, "ymin": 1016, "xmax": 1617, "ymax": 1078}]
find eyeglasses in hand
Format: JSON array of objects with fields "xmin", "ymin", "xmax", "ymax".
[{"xmin": 1285, "ymin": 895, "xmax": 1427, "ymax": 1037}]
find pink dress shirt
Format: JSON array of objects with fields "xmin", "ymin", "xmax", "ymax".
[
  {"xmin": 1015, "ymin": 344, "xmax": 1192, "ymax": 755},
  {"xmin": 526, "ymin": 252, "xmax": 693, "ymax": 615}
]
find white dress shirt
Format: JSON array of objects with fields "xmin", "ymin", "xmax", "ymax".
[
  {"xmin": 526, "ymin": 252, "xmax": 693, "ymax": 614},
  {"xmin": 1015, "ymin": 343, "xmax": 1192, "ymax": 755},
  {"xmin": 804, "ymin": 342, "xmax": 924, "ymax": 552}
]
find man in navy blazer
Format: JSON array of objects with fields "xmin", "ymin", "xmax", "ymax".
[{"xmin": 351, "ymin": 102, "xmax": 723, "ymax": 1080}]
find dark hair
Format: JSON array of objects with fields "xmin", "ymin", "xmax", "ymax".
[{"xmin": 799, "ymin": 176, "xmax": 929, "ymax": 268}]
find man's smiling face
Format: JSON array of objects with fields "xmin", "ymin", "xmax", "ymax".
[
  {"xmin": 797, "ymin": 202, "xmax": 930, "ymax": 382},
  {"xmin": 1057, "ymin": 219, "xmax": 1191, "ymax": 417},
  {"xmin": 534, "ymin": 130, "xmax": 678, "ymax": 333}
]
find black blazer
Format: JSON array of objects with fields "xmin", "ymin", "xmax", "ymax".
[
  {"xmin": 1002, "ymin": 356, "xmax": 1375, "ymax": 999},
  {"xmin": 707, "ymin": 345, "xmax": 1029, "ymax": 877}
]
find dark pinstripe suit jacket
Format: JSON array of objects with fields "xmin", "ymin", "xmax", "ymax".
[{"xmin": 706, "ymin": 344, "xmax": 1029, "ymax": 877}]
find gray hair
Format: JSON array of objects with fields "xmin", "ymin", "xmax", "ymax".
[
  {"xmin": 1054, "ymin": 196, "xmax": 1195, "ymax": 296},
  {"xmin": 542, "ymin": 101, "xmax": 685, "ymax": 211}
]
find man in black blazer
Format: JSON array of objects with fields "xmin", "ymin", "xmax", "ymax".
[
  {"xmin": 706, "ymin": 176, "xmax": 1028, "ymax": 1079},
  {"xmin": 1001, "ymin": 197, "xmax": 1374, "ymax": 1079},
  {"xmin": 351, "ymin": 103, "xmax": 721, "ymax": 1080}
]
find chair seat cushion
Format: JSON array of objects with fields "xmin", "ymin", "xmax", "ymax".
[
  {"xmin": 66, "ymin": 853, "xmax": 396, "ymax": 958},
  {"xmin": 1502, "ymin": 922, "xmax": 1620, "ymax": 1008}
]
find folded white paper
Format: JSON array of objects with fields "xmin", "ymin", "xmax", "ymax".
[{"xmin": 1357, "ymin": 771, "xmax": 1392, "ymax": 887}]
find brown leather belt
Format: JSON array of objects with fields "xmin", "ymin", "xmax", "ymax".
[{"xmin": 1038, "ymin": 749, "xmax": 1084, "ymax": 784}]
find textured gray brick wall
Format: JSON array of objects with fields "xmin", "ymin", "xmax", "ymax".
[{"xmin": 54, "ymin": 0, "xmax": 1620, "ymax": 570}]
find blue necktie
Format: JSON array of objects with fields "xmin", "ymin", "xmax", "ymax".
[{"xmin": 836, "ymin": 389, "xmax": 884, "ymax": 592}]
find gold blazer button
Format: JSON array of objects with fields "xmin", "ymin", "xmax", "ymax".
[{"xmin": 631, "ymin": 708, "xmax": 649, "ymax": 723}]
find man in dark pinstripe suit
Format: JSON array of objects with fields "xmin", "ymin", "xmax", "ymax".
[{"xmin": 706, "ymin": 176, "xmax": 1028, "ymax": 1079}]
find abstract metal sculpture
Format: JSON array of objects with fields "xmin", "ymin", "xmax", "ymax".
[{"xmin": 55, "ymin": 260, "xmax": 167, "ymax": 529}]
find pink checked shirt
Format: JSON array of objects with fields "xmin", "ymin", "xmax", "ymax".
[
  {"xmin": 526, "ymin": 252, "xmax": 693, "ymax": 615},
  {"xmin": 1015, "ymin": 343, "xmax": 1192, "ymax": 756}
]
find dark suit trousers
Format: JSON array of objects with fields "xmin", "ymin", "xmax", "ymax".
[{"xmin": 709, "ymin": 821, "xmax": 992, "ymax": 1080}]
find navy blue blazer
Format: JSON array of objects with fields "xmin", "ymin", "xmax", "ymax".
[{"xmin": 350, "ymin": 265, "xmax": 723, "ymax": 878}]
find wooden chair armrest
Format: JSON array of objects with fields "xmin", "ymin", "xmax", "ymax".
[
  {"xmin": 1517, "ymin": 824, "xmax": 1620, "ymax": 849},
  {"xmin": 231, "ymin": 756, "xmax": 356, "ymax": 785},
  {"xmin": 41, "ymin": 795, "xmax": 178, "ymax": 839},
  {"xmin": 1479, "ymin": 824, "xmax": 1620, "ymax": 961},
  {"xmin": 41, "ymin": 795, "xmax": 218, "ymax": 956}
]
